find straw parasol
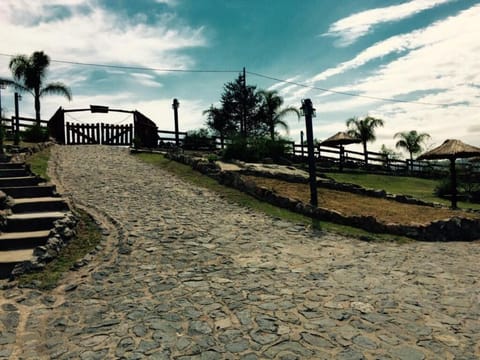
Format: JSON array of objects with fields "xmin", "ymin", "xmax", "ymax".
[
  {"xmin": 418, "ymin": 139, "xmax": 480, "ymax": 208},
  {"xmin": 320, "ymin": 132, "xmax": 361, "ymax": 170}
]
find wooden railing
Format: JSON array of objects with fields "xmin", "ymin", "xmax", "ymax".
[{"xmin": 1, "ymin": 116, "xmax": 48, "ymax": 134}]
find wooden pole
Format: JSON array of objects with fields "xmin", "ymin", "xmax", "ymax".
[
  {"xmin": 301, "ymin": 99, "xmax": 317, "ymax": 207},
  {"xmin": 450, "ymin": 158, "xmax": 457, "ymax": 209},
  {"xmin": 172, "ymin": 98, "xmax": 180, "ymax": 146}
]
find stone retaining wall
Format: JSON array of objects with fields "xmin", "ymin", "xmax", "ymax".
[{"xmin": 165, "ymin": 152, "xmax": 480, "ymax": 241}]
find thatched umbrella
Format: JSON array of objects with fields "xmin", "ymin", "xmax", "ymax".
[
  {"xmin": 320, "ymin": 132, "xmax": 361, "ymax": 170},
  {"xmin": 418, "ymin": 139, "xmax": 480, "ymax": 209}
]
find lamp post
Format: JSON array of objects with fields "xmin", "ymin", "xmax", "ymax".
[
  {"xmin": 300, "ymin": 99, "xmax": 317, "ymax": 207},
  {"xmin": 172, "ymin": 98, "xmax": 180, "ymax": 147},
  {"xmin": 14, "ymin": 92, "xmax": 22, "ymax": 145}
]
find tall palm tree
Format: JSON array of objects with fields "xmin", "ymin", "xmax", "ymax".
[
  {"xmin": 8, "ymin": 51, "xmax": 72, "ymax": 125},
  {"xmin": 346, "ymin": 116, "xmax": 384, "ymax": 166},
  {"xmin": 258, "ymin": 89, "xmax": 300, "ymax": 140},
  {"xmin": 394, "ymin": 130, "xmax": 430, "ymax": 171}
]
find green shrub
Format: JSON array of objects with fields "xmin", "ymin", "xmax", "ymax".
[
  {"xmin": 22, "ymin": 125, "xmax": 49, "ymax": 143},
  {"xmin": 223, "ymin": 136, "xmax": 291, "ymax": 162},
  {"xmin": 183, "ymin": 128, "xmax": 215, "ymax": 150}
]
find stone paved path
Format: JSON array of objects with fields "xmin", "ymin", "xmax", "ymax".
[{"xmin": 1, "ymin": 145, "xmax": 480, "ymax": 359}]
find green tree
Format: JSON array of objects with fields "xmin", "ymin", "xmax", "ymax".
[
  {"xmin": 220, "ymin": 75, "xmax": 264, "ymax": 137},
  {"xmin": 8, "ymin": 51, "xmax": 72, "ymax": 125},
  {"xmin": 257, "ymin": 89, "xmax": 300, "ymax": 140},
  {"xmin": 394, "ymin": 130, "xmax": 430, "ymax": 171},
  {"xmin": 203, "ymin": 105, "xmax": 235, "ymax": 148},
  {"xmin": 346, "ymin": 116, "xmax": 384, "ymax": 166}
]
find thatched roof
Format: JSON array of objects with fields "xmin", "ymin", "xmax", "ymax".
[
  {"xmin": 320, "ymin": 132, "xmax": 361, "ymax": 147},
  {"xmin": 418, "ymin": 139, "xmax": 480, "ymax": 160}
]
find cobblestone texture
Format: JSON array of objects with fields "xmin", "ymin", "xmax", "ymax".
[{"xmin": 1, "ymin": 145, "xmax": 480, "ymax": 359}]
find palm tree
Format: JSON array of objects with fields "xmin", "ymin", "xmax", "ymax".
[
  {"xmin": 394, "ymin": 130, "xmax": 430, "ymax": 171},
  {"xmin": 8, "ymin": 51, "xmax": 72, "ymax": 125},
  {"xmin": 258, "ymin": 89, "xmax": 300, "ymax": 140},
  {"xmin": 203, "ymin": 105, "xmax": 234, "ymax": 149},
  {"xmin": 346, "ymin": 116, "xmax": 384, "ymax": 166}
]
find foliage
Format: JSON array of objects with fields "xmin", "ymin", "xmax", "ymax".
[
  {"xmin": 394, "ymin": 130, "xmax": 430, "ymax": 171},
  {"xmin": 8, "ymin": 51, "xmax": 72, "ymax": 125},
  {"xmin": 26, "ymin": 146, "xmax": 51, "ymax": 180},
  {"xmin": 22, "ymin": 124, "xmax": 49, "ymax": 143},
  {"xmin": 220, "ymin": 75, "xmax": 265, "ymax": 137},
  {"xmin": 346, "ymin": 116, "xmax": 384, "ymax": 166},
  {"xmin": 434, "ymin": 177, "xmax": 454, "ymax": 198},
  {"xmin": 223, "ymin": 136, "xmax": 291, "ymax": 162},
  {"xmin": 203, "ymin": 105, "xmax": 235, "ymax": 146},
  {"xmin": 379, "ymin": 144, "xmax": 400, "ymax": 160},
  {"xmin": 257, "ymin": 89, "xmax": 300, "ymax": 140},
  {"xmin": 183, "ymin": 128, "xmax": 215, "ymax": 150}
]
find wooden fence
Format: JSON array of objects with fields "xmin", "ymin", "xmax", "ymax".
[{"xmin": 1, "ymin": 116, "xmax": 48, "ymax": 134}]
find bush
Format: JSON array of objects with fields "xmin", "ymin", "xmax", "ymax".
[
  {"xmin": 183, "ymin": 128, "xmax": 215, "ymax": 150},
  {"xmin": 22, "ymin": 125, "xmax": 49, "ymax": 143},
  {"xmin": 434, "ymin": 178, "xmax": 452, "ymax": 198},
  {"xmin": 223, "ymin": 136, "xmax": 291, "ymax": 162}
]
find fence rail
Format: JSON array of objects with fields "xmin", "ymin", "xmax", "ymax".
[{"xmin": 1, "ymin": 116, "xmax": 48, "ymax": 133}]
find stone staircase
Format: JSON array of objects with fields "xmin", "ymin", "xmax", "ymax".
[{"xmin": 0, "ymin": 161, "xmax": 68, "ymax": 278}]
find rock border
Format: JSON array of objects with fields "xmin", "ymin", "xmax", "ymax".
[{"xmin": 165, "ymin": 152, "xmax": 480, "ymax": 242}]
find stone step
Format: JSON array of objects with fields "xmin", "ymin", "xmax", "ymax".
[
  {"xmin": 0, "ymin": 249, "xmax": 33, "ymax": 279},
  {"xmin": 0, "ymin": 169, "xmax": 30, "ymax": 178},
  {"xmin": 5, "ymin": 211, "xmax": 67, "ymax": 232},
  {"xmin": 1, "ymin": 185, "xmax": 57, "ymax": 198},
  {"xmin": 0, "ymin": 230, "xmax": 50, "ymax": 250},
  {"xmin": 0, "ymin": 176, "xmax": 42, "ymax": 188},
  {"xmin": 12, "ymin": 197, "xmax": 69, "ymax": 213},
  {"xmin": 0, "ymin": 162, "xmax": 24, "ymax": 170}
]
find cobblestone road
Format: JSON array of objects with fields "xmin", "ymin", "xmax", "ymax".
[{"xmin": 1, "ymin": 145, "xmax": 480, "ymax": 359}]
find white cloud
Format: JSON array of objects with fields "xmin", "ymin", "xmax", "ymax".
[
  {"xmin": 324, "ymin": 0, "xmax": 452, "ymax": 46},
  {"xmin": 0, "ymin": 1, "xmax": 206, "ymax": 70}
]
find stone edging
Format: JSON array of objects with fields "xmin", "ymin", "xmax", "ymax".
[
  {"xmin": 164, "ymin": 152, "xmax": 480, "ymax": 241},
  {"xmin": 11, "ymin": 212, "xmax": 78, "ymax": 277}
]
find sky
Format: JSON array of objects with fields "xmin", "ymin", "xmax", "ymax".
[{"xmin": 0, "ymin": 0, "xmax": 479, "ymax": 157}]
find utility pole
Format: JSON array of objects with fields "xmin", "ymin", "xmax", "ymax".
[
  {"xmin": 14, "ymin": 92, "xmax": 21, "ymax": 146},
  {"xmin": 239, "ymin": 67, "xmax": 247, "ymax": 138},
  {"xmin": 300, "ymin": 99, "xmax": 317, "ymax": 207},
  {"xmin": 172, "ymin": 98, "xmax": 180, "ymax": 146}
]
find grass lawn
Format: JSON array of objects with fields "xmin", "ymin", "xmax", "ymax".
[
  {"xmin": 25, "ymin": 146, "xmax": 51, "ymax": 181},
  {"xmin": 326, "ymin": 172, "xmax": 480, "ymax": 210}
]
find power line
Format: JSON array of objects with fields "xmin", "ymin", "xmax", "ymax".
[
  {"xmin": 1, "ymin": 52, "xmax": 477, "ymax": 108},
  {"xmin": 0, "ymin": 53, "xmax": 240, "ymax": 73},
  {"xmin": 246, "ymin": 71, "xmax": 480, "ymax": 109}
]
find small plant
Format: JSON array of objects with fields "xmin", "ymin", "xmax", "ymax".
[
  {"xmin": 22, "ymin": 124, "xmax": 49, "ymax": 143},
  {"xmin": 434, "ymin": 178, "xmax": 453, "ymax": 198},
  {"xmin": 206, "ymin": 154, "xmax": 219, "ymax": 163}
]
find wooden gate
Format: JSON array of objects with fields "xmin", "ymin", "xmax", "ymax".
[
  {"xmin": 65, "ymin": 122, "xmax": 132, "ymax": 145},
  {"xmin": 101, "ymin": 123, "xmax": 132, "ymax": 145}
]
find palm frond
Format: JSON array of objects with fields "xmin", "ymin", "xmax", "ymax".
[{"xmin": 40, "ymin": 82, "xmax": 72, "ymax": 100}]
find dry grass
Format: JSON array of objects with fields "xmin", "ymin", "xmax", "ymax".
[{"xmin": 243, "ymin": 175, "xmax": 480, "ymax": 225}]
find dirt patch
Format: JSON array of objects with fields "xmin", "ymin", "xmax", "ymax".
[{"xmin": 242, "ymin": 175, "xmax": 480, "ymax": 225}]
